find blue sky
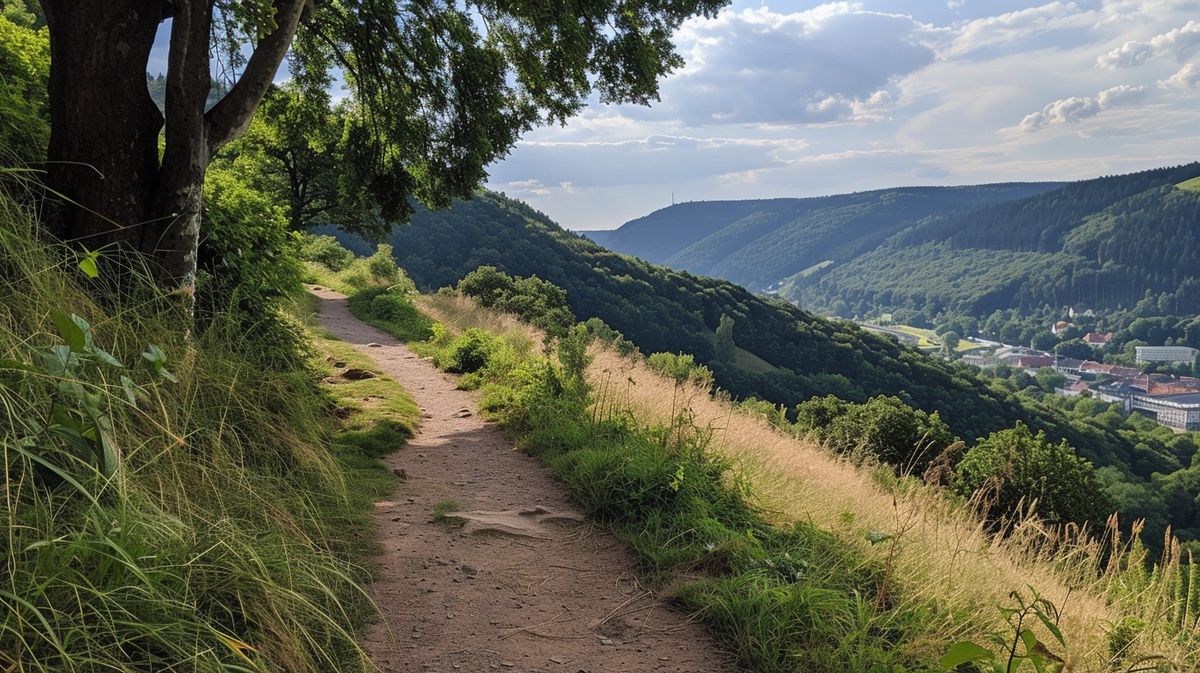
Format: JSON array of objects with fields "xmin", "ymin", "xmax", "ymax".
[{"xmin": 483, "ymin": 0, "xmax": 1200, "ymax": 229}]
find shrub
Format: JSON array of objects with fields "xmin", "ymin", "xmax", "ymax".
[
  {"xmin": 953, "ymin": 423, "xmax": 1112, "ymax": 526},
  {"xmin": 646, "ymin": 352, "xmax": 714, "ymax": 388},
  {"xmin": 440, "ymin": 328, "xmax": 502, "ymax": 374},
  {"xmin": 347, "ymin": 285, "xmax": 433, "ymax": 342},
  {"xmin": 795, "ymin": 395, "xmax": 955, "ymax": 473},
  {"xmin": 297, "ymin": 233, "xmax": 355, "ymax": 271},
  {"xmin": 457, "ymin": 265, "xmax": 574, "ymax": 336},
  {"xmin": 198, "ymin": 166, "xmax": 307, "ymax": 370}
]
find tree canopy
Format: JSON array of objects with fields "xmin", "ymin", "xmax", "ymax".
[{"xmin": 37, "ymin": 0, "xmax": 728, "ymax": 291}]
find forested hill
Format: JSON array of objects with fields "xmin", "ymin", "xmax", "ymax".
[
  {"xmin": 800, "ymin": 163, "xmax": 1200, "ymax": 318},
  {"xmin": 597, "ymin": 183, "xmax": 1061, "ymax": 288},
  {"xmin": 333, "ymin": 191, "xmax": 1154, "ymax": 473}
]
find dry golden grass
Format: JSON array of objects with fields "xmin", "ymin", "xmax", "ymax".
[{"xmin": 417, "ymin": 293, "xmax": 1198, "ymax": 669}]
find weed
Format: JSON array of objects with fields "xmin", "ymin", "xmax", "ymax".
[{"xmin": 432, "ymin": 499, "xmax": 464, "ymax": 527}]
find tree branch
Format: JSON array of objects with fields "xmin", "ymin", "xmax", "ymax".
[{"xmin": 205, "ymin": 0, "xmax": 307, "ymax": 153}]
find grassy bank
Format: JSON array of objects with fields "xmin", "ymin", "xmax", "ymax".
[
  {"xmin": 351, "ymin": 288, "xmax": 939, "ymax": 670},
  {"xmin": 0, "ymin": 195, "xmax": 414, "ymax": 671},
  {"xmin": 356, "ymin": 282, "xmax": 1198, "ymax": 672}
]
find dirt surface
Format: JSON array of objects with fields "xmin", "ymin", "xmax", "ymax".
[{"xmin": 309, "ymin": 287, "xmax": 728, "ymax": 673}]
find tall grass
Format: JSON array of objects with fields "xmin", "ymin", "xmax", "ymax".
[
  {"xmin": 416, "ymin": 291, "xmax": 1200, "ymax": 671},
  {"xmin": 0, "ymin": 192, "xmax": 381, "ymax": 671}
]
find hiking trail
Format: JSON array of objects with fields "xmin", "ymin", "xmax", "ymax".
[{"xmin": 310, "ymin": 287, "xmax": 728, "ymax": 673}]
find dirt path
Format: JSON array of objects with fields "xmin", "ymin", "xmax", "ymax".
[{"xmin": 309, "ymin": 287, "xmax": 728, "ymax": 673}]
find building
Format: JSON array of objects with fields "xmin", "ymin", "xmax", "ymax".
[
  {"xmin": 1055, "ymin": 380, "xmax": 1091, "ymax": 397},
  {"xmin": 1083, "ymin": 332, "xmax": 1113, "ymax": 347},
  {"xmin": 962, "ymin": 350, "xmax": 998, "ymax": 368},
  {"xmin": 1052, "ymin": 320, "xmax": 1072, "ymax": 336},
  {"xmin": 1014, "ymin": 355, "xmax": 1055, "ymax": 370},
  {"xmin": 1130, "ymin": 392, "xmax": 1200, "ymax": 431},
  {"xmin": 1054, "ymin": 357, "xmax": 1085, "ymax": 376},
  {"xmin": 1078, "ymin": 361, "xmax": 1141, "ymax": 379},
  {"xmin": 1135, "ymin": 346, "xmax": 1199, "ymax": 366}
]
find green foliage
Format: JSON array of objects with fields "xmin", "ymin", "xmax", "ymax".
[
  {"xmin": 715, "ymin": 313, "xmax": 736, "ymax": 364},
  {"xmin": 599, "ymin": 183, "xmax": 1059, "ymax": 288},
  {"xmin": 298, "ymin": 233, "xmax": 356, "ymax": 271},
  {"xmin": 414, "ymin": 318, "xmax": 936, "ymax": 673},
  {"xmin": 940, "ymin": 589, "xmax": 1067, "ymax": 673},
  {"xmin": 953, "ymin": 424, "xmax": 1112, "ymax": 526},
  {"xmin": 439, "ymin": 328, "xmax": 503, "ymax": 374},
  {"xmin": 801, "ymin": 164, "xmax": 1200, "ymax": 318},
  {"xmin": 346, "ymin": 285, "xmax": 433, "ymax": 342},
  {"xmin": 458, "ymin": 266, "xmax": 575, "ymax": 337},
  {"xmin": 795, "ymin": 395, "xmax": 957, "ymax": 473},
  {"xmin": 198, "ymin": 165, "xmax": 307, "ymax": 370},
  {"xmin": 646, "ymin": 352, "xmax": 714, "ymax": 387},
  {"xmin": 219, "ymin": 82, "xmax": 386, "ymax": 238},
  {"xmin": 0, "ymin": 13, "xmax": 49, "ymax": 164},
  {"xmin": 0, "ymin": 195, "xmax": 382, "ymax": 672}
]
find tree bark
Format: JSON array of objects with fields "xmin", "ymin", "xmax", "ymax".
[
  {"xmin": 40, "ymin": 0, "xmax": 166, "ymax": 251},
  {"xmin": 40, "ymin": 0, "xmax": 307, "ymax": 293}
]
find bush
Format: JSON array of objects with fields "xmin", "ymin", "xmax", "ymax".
[
  {"xmin": 953, "ymin": 423, "xmax": 1112, "ymax": 526},
  {"xmin": 795, "ymin": 395, "xmax": 956, "ymax": 473},
  {"xmin": 198, "ymin": 166, "xmax": 307, "ymax": 370},
  {"xmin": 0, "ymin": 14, "xmax": 49, "ymax": 165},
  {"xmin": 440, "ymin": 328, "xmax": 502, "ymax": 374},
  {"xmin": 347, "ymin": 284, "xmax": 433, "ymax": 342},
  {"xmin": 646, "ymin": 352, "xmax": 714, "ymax": 387},
  {"xmin": 297, "ymin": 233, "xmax": 355, "ymax": 271},
  {"xmin": 457, "ymin": 265, "xmax": 574, "ymax": 336}
]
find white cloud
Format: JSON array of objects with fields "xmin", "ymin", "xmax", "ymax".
[
  {"xmin": 1159, "ymin": 62, "xmax": 1200, "ymax": 89},
  {"xmin": 1019, "ymin": 84, "xmax": 1147, "ymax": 131},
  {"xmin": 947, "ymin": 2, "xmax": 1092, "ymax": 57},
  {"xmin": 1096, "ymin": 20, "xmax": 1200, "ymax": 69},
  {"xmin": 636, "ymin": 5, "xmax": 937, "ymax": 126}
]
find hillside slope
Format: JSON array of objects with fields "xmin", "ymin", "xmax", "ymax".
[
  {"xmin": 332, "ymin": 191, "xmax": 1152, "ymax": 473},
  {"xmin": 793, "ymin": 163, "xmax": 1200, "ymax": 316},
  {"xmin": 600, "ymin": 183, "xmax": 1061, "ymax": 288}
]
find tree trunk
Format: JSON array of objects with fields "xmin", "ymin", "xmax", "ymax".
[
  {"xmin": 41, "ymin": 0, "xmax": 166, "ymax": 253},
  {"xmin": 40, "ymin": 0, "xmax": 307, "ymax": 293}
]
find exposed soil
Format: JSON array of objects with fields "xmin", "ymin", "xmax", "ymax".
[{"xmin": 310, "ymin": 287, "xmax": 728, "ymax": 673}]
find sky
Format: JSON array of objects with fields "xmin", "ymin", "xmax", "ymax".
[{"xmin": 481, "ymin": 0, "xmax": 1200, "ymax": 230}]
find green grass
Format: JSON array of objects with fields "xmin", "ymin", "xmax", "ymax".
[
  {"xmin": 734, "ymin": 346, "xmax": 782, "ymax": 374},
  {"xmin": 401, "ymin": 309, "xmax": 939, "ymax": 672},
  {"xmin": 310, "ymin": 334, "xmax": 421, "ymax": 555},
  {"xmin": 431, "ymin": 499, "xmax": 464, "ymax": 527},
  {"xmin": 892, "ymin": 324, "xmax": 938, "ymax": 349},
  {"xmin": 1177, "ymin": 176, "xmax": 1200, "ymax": 192},
  {"xmin": 0, "ymin": 191, "xmax": 413, "ymax": 672},
  {"xmin": 798, "ymin": 259, "xmax": 835, "ymax": 277}
]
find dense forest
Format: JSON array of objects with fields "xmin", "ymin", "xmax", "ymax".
[
  {"xmin": 332, "ymin": 191, "xmax": 1200, "ymax": 545},
  {"xmin": 593, "ymin": 164, "xmax": 1200, "ymax": 322},
  {"xmin": 804, "ymin": 164, "xmax": 1200, "ymax": 318},
  {"xmin": 599, "ymin": 183, "xmax": 1060, "ymax": 288}
]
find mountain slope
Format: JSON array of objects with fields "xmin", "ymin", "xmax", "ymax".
[
  {"xmin": 800, "ymin": 164, "xmax": 1200, "ymax": 317},
  {"xmin": 332, "ymin": 191, "xmax": 1150, "ymax": 473},
  {"xmin": 601, "ymin": 183, "xmax": 1061, "ymax": 288}
]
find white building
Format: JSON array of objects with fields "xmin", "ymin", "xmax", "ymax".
[{"xmin": 1135, "ymin": 346, "xmax": 1199, "ymax": 366}]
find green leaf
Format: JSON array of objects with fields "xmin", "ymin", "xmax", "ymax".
[
  {"xmin": 93, "ymin": 347, "xmax": 123, "ymax": 368},
  {"xmin": 51, "ymin": 309, "xmax": 86, "ymax": 352},
  {"xmin": 1033, "ymin": 610, "xmax": 1065, "ymax": 647},
  {"xmin": 120, "ymin": 375, "xmax": 138, "ymax": 407},
  {"xmin": 940, "ymin": 641, "xmax": 994, "ymax": 669},
  {"xmin": 79, "ymin": 251, "xmax": 99, "ymax": 278}
]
